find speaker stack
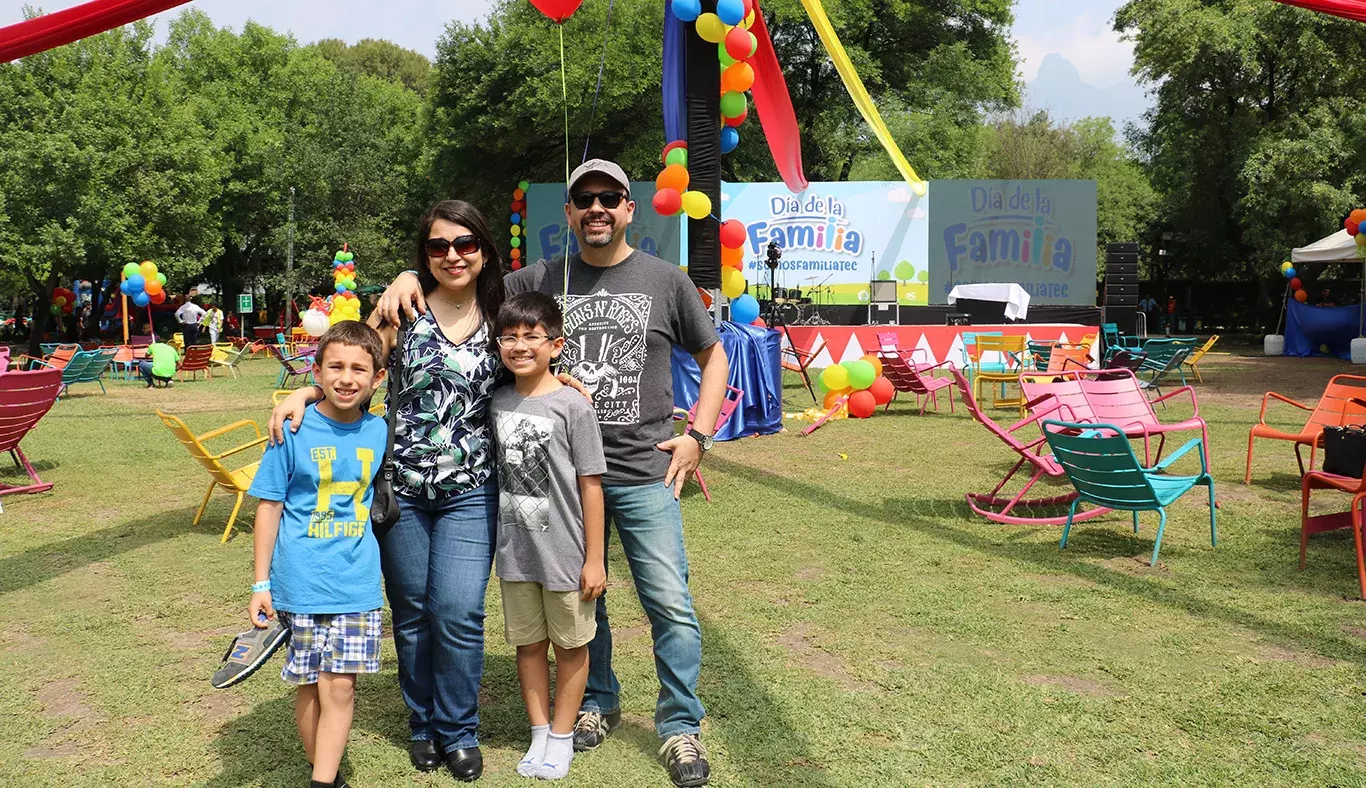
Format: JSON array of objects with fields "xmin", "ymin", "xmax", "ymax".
[{"xmin": 1104, "ymin": 242, "xmax": 1139, "ymax": 336}]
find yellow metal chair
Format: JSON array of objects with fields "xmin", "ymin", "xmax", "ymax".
[
  {"xmin": 1183, "ymin": 335, "xmax": 1219, "ymax": 383},
  {"xmin": 156, "ymin": 410, "xmax": 267, "ymax": 542},
  {"xmin": 972, "ymin": 335, "xmax": 1027, "ymax": 414},
  {"xmin": 170, "ymin": 333, "xmax": 184, "ymax": 353}
]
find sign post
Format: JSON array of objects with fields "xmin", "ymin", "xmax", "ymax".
[{"xmin": 237, "ymin": 293, "xmax": 253, "ymax": 340}]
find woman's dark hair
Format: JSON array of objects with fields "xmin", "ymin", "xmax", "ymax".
[{"xmin": 415, "ymin": 199, "xmax": 505, "ymax": 329}]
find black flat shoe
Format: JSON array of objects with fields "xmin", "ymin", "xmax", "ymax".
[
  {"xmin": 409, "ymin": 739, "xmax": 441, "ymax": 772},
  {"xmin": 445, "ymin": 747, "xmax": 483, "ymax": 782}
]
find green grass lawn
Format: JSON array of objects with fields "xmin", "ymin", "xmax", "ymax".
[{"xmin": 4, "ymin": 351, "xmax": 1366, "ymax": 786}]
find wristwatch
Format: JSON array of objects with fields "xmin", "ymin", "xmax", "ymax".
[{"xmin": 687, "ymin": 428, "xmax": 714, "ymax": 452}]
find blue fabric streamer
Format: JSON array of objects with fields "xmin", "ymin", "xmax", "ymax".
[
  {"xmin": 671, "ymin": 322, "xmax": 784, "ymax": 440},
  {"xmin": 662, "ymin": 0, "xmax": 687, "ymax": 143},
  {"xmin": 1284, "ymin": 298, "xmax": 1363, "ymax": 359}
]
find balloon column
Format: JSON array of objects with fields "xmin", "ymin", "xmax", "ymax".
[
  {"xmin": 817, "ymin": 353, "xmax": 895, "ymax": 419},
  {"xmin": 1278, "ymin": 260, "xmax": 1307, "ymax": 304},
  {"xmin": 510, "ymin": 181, "xmax": 528, "ymax": 271},
  {"xmin": 119, "ymin": 260, "xmax": 166, "ymax": 308},
  {"xmin": 671, "ymin": 0, "xmax": 759, "ymax": 153},
  {"xmin": 329, "ymin": 247, "xmax": 361, "ymax": 325},
  {"xmin": 49, "ymin": 286, "xmax": 77, "ymax": 317}
]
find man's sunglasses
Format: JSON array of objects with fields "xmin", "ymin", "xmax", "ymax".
[
  {"xmin": 570, "ymin": 191, "xmax": 628, "ymax": 210},
  {"xmin": 424, "ymin": 235, "xmax": 481, "ymax": 258}
]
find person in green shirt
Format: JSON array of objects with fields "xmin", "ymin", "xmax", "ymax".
[{"xmin": 139, "ymin": 342, "xmax": 179, "ymax": 388}]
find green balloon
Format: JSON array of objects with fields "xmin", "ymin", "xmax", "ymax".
[
  {"xmin": 122, "ymin": 262, "xmax": 141, "ymax": 278},
  {"xmin": 510, "ymin": 236, "xmax": 521, "ymax": 248},
  {"xmin": 343, "ymin": 252, "xmax": 355, "ymax": 262},
  {"xmin": 747, "ymin": 33, "xmax": 758, "ymax": 58},
  {"xmin": 718, "ymin": 43, "xmax": 736, "ymax": 67},
  {"xmin": 665, "ymin": 148, "xmax": 688, "ymax": 168},
  {"xmin": 720, "ymin": 91, "xmax": 746, "ymax": 118},
  {"xmin": 156, "ymin": 272, "xmax": 167, "ymax": 286},
  {"xmin": 518, "ymin": 180, "xmax": 530, "ymax": 191},
  {"xmin": 846, "ymin": 359, "xmax": 876, "ymax": 391}
]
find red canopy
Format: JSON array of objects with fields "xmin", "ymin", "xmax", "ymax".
[
  {"xmin": 1272, "ymin": 0, "xmax": 1366, "ymax": 22},
  {"xmin": 0, "ymin": 0, "xmax": 192, "ymax": 63}
]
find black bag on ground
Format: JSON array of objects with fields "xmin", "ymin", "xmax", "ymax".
[
  {"xmin": 369, "ymin": 324, "xmax": 406, "ymax": 538},
  {"xmin": 1321, "ymin": 424, "xmax": 1366, "ymax": 478}
]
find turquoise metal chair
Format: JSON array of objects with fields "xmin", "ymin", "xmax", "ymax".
[
  {"xmin": 960, "ymin": 331, "xmax": 1007, "ymax": 380},
  {"xmin": 1043, "ymin": 420, "xmax": 1216, "ymax": 566},
  {"xmin": 34, "ymin": 348, "xmax": 116, "ymax": 398}
]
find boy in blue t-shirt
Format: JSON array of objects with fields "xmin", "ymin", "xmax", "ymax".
[{"xmin": 246, "ymin": 321, "xmax": 388, "ymax": 788}]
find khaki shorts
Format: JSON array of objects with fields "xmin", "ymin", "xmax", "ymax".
[{"xmin": 500, "ymin": 579, "xmax": 597, "ymax": 649}]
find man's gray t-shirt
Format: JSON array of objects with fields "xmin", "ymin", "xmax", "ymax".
[
  {"xmin": 505, "ymin": 250, "xmax": 720, "ymax": 486},
  {"xmin": 491, "ymin": 385, "xmax": 607, "ymax": 592}
]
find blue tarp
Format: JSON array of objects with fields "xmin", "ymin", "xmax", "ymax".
[
  {"xmin": 672, "ymin": 322, "xmax": 784, "ymax": 440},
  {"xmin": 1285, "ymin": 298, "xmax": 1363, "ymax": 359}
]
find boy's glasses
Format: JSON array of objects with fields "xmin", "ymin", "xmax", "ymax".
[
  {"xmin": 495, "ymin": 334, "xmax": 558, "ymax": 349},
  {"xmin": 570, "ymin": 191, "xmax": 626, "ymax": 210},
  {"xmin": 424, "ymin": 235, "xmax": 481, "ymax": 258}
]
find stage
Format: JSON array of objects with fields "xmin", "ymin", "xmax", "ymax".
[{"xmin": 783, "ymin": 323, "xmax": 1100, "ymax": 368}]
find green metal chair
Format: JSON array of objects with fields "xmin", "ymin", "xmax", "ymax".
[{"xmin": 1043, "ymin": 420, "xmax": 1216, "ymax": 566}]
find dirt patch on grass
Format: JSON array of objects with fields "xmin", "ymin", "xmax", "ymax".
[
  {"xmin": 775, "ymin": 624, "xmax": 875, "ymax": 691},
  {"xmin": 1022, "ymin": 674, "xmax": 1110, "ymax": 697},
  {"xmin": 190, "ymin": 691, "xmax": 245, "ymax": 728},
  {"xmin": 1101, "ymin": 553, "xmax": 1169, "ymax": 572},
  {"xmin": 614, "ymin": 624, "xmax": 649, "ymax": 642},
  {"xmin": 0, "ymin": 627, "xmax": 47, "ymax": 654},
  {"xmin": 1343, "ymin": 626, "xmax": 1366, "ymax": 640},
  {"xmin": 36, "ymin": 677, "xmax": 99, "ymax": 721},
  {"xmin": 26, "ymin": 676, "xmax": 118, "ymax": 764},
  {"xmin": 1254, "ymin": 642, "xmax": 1345, "ymax": 669},
  {"xmin": 794, "ymin": 566, "xmax": 825, "ymax": 582}
]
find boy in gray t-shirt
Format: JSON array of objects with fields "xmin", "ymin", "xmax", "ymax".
[{"xmin": 489, "ymin": 292, "xmax": 606, "ymax": 781}]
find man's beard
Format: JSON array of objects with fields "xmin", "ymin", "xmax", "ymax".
[{"xmin": 581, "ymin": 216, "xmax": 617, "ymax": 248}]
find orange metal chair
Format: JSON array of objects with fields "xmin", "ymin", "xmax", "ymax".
[
  {"xmin": 1245, "ymin": 375, "xmax": 1366, "ymax": 484},
  {"xmin": 156, "ymin": 410, "xmax": 267, "ymax": 542},
  {"xmin": 177, "ymin": 344, "xmax": 216, "ymax": 382}
]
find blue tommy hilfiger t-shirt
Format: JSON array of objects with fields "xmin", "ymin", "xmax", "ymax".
[{"xmin": 247, "ymin": 403, "xmax": 387, "ymax": 614}]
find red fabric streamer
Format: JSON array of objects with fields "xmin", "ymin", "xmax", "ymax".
[
  {"xmin": 747, "ymin": 0, "xmax": 809, "ymax": 193},
  {"xmin": 0, "ymin": 0, "xmax": 192, "ymax": 63},
  {"xmin": 1271, "ymin": 0, "xmax": 1366, "ymax": 22}
]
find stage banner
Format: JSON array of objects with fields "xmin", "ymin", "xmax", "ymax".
[
  {"xmin": 720, "ymin": 181, "xmax": 929, "ymax": 305},
  {"xmin": 525, "ymin": 182, "xmax": 683, "ymax": 266},
  {"xmin": 928, "ymin": 180, "xmax": 1097, "ymax": 306}
]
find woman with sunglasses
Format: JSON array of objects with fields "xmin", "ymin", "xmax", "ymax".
[{"xmin": 270, "ymin": 199, "xmax": 505, "ymax": 782}]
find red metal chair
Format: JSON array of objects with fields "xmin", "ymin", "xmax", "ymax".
[
  {"xmin": 0, "ymin": 368, "xmax": 63, "ymax": 495},
  {"xmin": 177, "ymin": 344, "xmax": 216, "ymax": 382},
  {"xmin": 674, "ymin": 385, "xmax": 744, "ymax": 502},
  {"xmin": 1300, "ymin": 469, "xmax": 1366, "ymax": 598},
  {"xmin": 782, "ymin": 339, "xmax": 826, "ymax": 403}
]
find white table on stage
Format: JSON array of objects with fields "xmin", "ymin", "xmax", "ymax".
[{"xmin": 946, "ymin": 283, "xmax": 1031, "ymax": 321}]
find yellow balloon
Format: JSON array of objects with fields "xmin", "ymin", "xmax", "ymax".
[
  {"xmin": 820, "ymin": 364, "xmax": 849, "ymax": 391},
  {"xmin": 510, "ymin": 225, "xmax": 521, "ymax": 237},
  {"xmin": 742, "ymin": 9, "xmax": 755, "ymax": 28},
  {"xmin": 139, "ymin": 260, "xmax": 158, "ymax": 279},
  {"xmin": 681, "ymin": 190, "xmax": 712, "ymax": 220},
  {"xmin": 721, "ymin": 266, "xmax": 746, "ymax": 299},
  {"xmin": 696, "ymin": 13, "xmax": 728, "ymax": 43}
]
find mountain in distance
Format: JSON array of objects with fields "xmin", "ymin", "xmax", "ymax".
[{"xmin": 1026, "ymin": 53, "xmax": 1151, "ymax": 128}]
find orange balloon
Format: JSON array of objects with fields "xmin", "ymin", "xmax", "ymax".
[
  {"xmin": 721, "ymin": 62, "xmax": 755, "ymax": 93},
  {"xmin": 697, "ymin": 287, "xmax": 714, "ymax": 308},
  {"xmin": 1295, "ymin": 289, "xmax": 1309, "ymax": 302},
  {"xmin": 721, "ymin": 244, "xmax": 743, "ymax": 269},
  {"xmin": 509, "ymin": 248, "xmax": 521, "ymax": 259},
  {"xmin": 144, "ymin": 279, "xmax": 163, "ymax": 296},
  {"xmin": 823, "ymin": 388, "xmax": 850, "ymax": 410},
  {"xmin": 860, "ymin": 353, "xmax": 883, "ymax": 378},
  {"xmin": 513, "ymin": 188, "xmax": 525, "ymax": 200},
  {"xmin": 656, "ymin": 164, "xmax": 689, "ymax": 193}
]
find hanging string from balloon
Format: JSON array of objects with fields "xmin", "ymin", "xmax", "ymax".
[{"xmin": 580, "ymin": 0, "xmax": 617, "ymax": 164}]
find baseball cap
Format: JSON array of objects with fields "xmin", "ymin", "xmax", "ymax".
[{"xmin": 568, "ymin": 159, "xmax": 631, "ymax": 196}]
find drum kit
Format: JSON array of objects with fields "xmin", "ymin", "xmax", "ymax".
[{"xmin": 764, "ymin": 276, "xmax": 835, "ymax": 326}]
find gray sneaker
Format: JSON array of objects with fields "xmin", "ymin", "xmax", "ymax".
[
  {"xmin": 572, "ymin": 709, "xmax": 621, "ymax": 752},
  {"xmin": 660, "ymin": 734, "xmax": 710, "ymax": 787},
  {"xmin": 211, "ymin": 619, "xmax": 289, "ymax": 689}
]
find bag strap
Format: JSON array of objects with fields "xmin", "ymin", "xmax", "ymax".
[{"xmin": 383, "ymin": 320, "xmax": 407, "ymax": 473}]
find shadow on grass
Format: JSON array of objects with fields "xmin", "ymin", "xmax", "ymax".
[
  {"xmin": 0, "ymin": 506, "xmax": 195, "ymax": 595},
  {"xmin": 705, "ymin": 456, "xmax": 1366, "ymax": 668}
]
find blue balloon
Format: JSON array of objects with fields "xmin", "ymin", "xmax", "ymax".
[
  {"xmin": 672, "ymin": 0, "xmax": 701, "ymax": 22},
  {"xmin": 715, "ymin": 0, "xmax": 744, "ymax": 25},
  {"xmin": 1284, "ymin": 266, "xmax": 1297, "ymax": 280},
  {"xmin": 720, "ymin": 126, "xmax": 740, "ymax": 154},
  {"xmin": 336, "ymin": 284, "xmax": 347, "ymax": 294},
  {"xmin": 133, "ymin": 291, "xmax": 151, "ymax": 307},
  {"xmin": 731, "ymin": 294, "xmax": 760, "ymax": 324},
  {"xmin": 511, "ymin": 212, "xmax": 522, "ymax": 224},
  {"xmin": 127, "ymin": 273, "xmax": 145, "ymax": 291},
  {"xmin": 119, "ymin": 280, "xmax": 133, "ymax": 295}
]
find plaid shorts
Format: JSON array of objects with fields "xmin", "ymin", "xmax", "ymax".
[{"xmin": 278, "ymin": 610, "xmax": 382, "ymax": 685}]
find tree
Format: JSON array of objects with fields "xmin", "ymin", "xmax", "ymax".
[{"xmin": 313, "ymin": 38, "xmax": 432, "ymax": 94}]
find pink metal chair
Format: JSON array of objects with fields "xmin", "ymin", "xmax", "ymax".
[
  {"xmin": 875, "ymin": 347, "xmax": 955, "ymax": 414},
  {"xmin": 0, "ymin": 368, "xmax": 63, "ymax": 495},
  {"xmin": 674, "ymin": 385, "xmax": 743, "ymax": 502},
  {"xmin": 951, "ymin": 367, "xmax": 1111, "ymax": 525}
]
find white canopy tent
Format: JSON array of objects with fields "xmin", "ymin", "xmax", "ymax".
[{"xmin": 1292, "ymin": 229, "xmax": 1359, "ymax": 263}]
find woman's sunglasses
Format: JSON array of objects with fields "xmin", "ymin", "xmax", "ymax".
[
  {"xmin": 424, "ymin": 235, "xmax": 481, "ymax": 258},
  {"xmin": 570, "ymin": 191, "xmax": 627, "ymax": 210}
]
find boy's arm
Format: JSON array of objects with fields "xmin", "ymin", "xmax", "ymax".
[
  {"xmin": 249, "ymin": 500, "xmax": 283, "ymax": 627},
  {"xmin": 578, "ymin": 475, "xmax": 606, "ymax": 601}
]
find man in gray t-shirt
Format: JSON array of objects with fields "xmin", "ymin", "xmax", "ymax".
[{"xmin": 491, "ymin": 386, "xmax": 607, "ymax": 590}]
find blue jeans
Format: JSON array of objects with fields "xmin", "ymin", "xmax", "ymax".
[
  {"xmin": 583, "ymin": 483, "xmax": 705, "ymax": 739},
  {"xmin": 382, "ymin": 485, "xmax": 498, "ymax": 752}
]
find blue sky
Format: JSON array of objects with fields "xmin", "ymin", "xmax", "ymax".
[{"xmin": 3, "ymin": 0, "xmax": 1151, "ymax": 123}]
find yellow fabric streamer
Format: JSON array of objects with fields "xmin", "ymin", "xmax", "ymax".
[{"xmin": 798, "ymin": 0, "xmax": 926, "ymax": 195}]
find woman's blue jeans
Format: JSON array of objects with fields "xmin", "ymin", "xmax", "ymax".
[{"xmin": 382, "ymin": 484, "xmax": 498, "ymax": 752}]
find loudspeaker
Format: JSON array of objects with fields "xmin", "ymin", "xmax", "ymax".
[
  {"xmin": 946, "ymin": 312, "xmax": 971, "ymax": 326},
  {"xmin": 1104, "ymin": 243, "xmax": 1139, "ymax": 335},
  {"xmin": 869, "ymin": 280, "xmax": 897, "ymax": 304}
]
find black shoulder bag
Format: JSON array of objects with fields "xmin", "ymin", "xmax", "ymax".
[{"xmin": 369, "ymin": 324, "xmax": 406, "ymax": 539}]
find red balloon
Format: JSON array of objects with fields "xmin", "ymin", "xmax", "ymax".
[
  {"xmin": 719, "ymin": 219, "xmax": 746, "ymax": 249},
  {"xmin": 723, "ymin": 107, "xmax": 748, "ymax": 127},
  {"xmin": 652, "ymin": 188, "xmax": 683, "ymax": 216},
  {"xmin": 848, "ymin": 390, "xmax": 876, "ymax": 418},
  {"xmin": 150, "ymin": 290, "xmax": 167, "ymax": 304},
  {"xmin": 868, "ymin": 376, "xmax": 894, "ymax": 406},
  {"xmin": 724, "ymin": 27, "xmax": 754, "ymax": 61},
  {"xmin": 1348, "ymin": 219, "xmax": 1360, "ymax": 235},
  {"xmin": 751, "ymin": 317, "xmax": 766, "ymax": 328},
  {"xmin": 1290, "ymin": 277, "xmax": 1303, "ymax": 290},
  {"xmin": 528, "ymin": 0, "xmax": 583, "ymax": 23}
]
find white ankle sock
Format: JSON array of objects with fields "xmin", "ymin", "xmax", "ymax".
[
  {"xmin": 518, "ymin": 725, "xmax": 550, "ymax": 777},
  {"xmin": 535, "ymin": 732, "xmax": 574, "ymax": 780}
]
